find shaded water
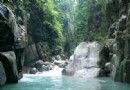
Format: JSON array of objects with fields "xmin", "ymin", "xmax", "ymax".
[{"xmin": 0, "ymin": 75, "xmax": 130, "ymax": 90}]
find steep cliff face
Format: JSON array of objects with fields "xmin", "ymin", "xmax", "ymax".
[
  {"xmin": 0, "ymin": 0, "xmax": 64, "ymax": 86},
  {"xmin": 0, "ymin": 2, "xmax": 27, "ymax": 85},
  {"xmin": 23, "ymin": 0, "xmax": 64, "ymax": 66},
  {"xmin": 71, "ymin": 0, "xmax": 130, "ymax": 84},
  {"xmin": 106, "ymin": 0, "xmax": 130, "ymax": 83}
]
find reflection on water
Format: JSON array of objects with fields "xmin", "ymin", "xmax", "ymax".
[{"xmin": 0, "ymin": 75, "xmax": 130, "ymax": 90}]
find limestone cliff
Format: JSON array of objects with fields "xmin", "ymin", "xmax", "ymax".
[
  {"xmin": 0, "ymin": 0, "xmax": 64, "ymax": 86},
  {"xmin": 107, "ymin": 0, "xmax": 130, "ymax": 83},
  {"xmin": 0, "ymin": 2, "xmax": 27, "ymax": 85}
]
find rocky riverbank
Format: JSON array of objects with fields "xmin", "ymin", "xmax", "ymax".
[{"xmin": 63, "ymin": 0, "xmax": 130, "ymax": 84}]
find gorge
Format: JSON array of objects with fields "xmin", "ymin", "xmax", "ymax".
[{"xmin": 0, "ymin": 0, "xmax": 130, "ymax": 90}]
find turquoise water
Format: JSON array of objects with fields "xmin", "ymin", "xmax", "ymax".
[{"xmin": 0, "ymin": 74, "xmax": 130, "ymax": 90}]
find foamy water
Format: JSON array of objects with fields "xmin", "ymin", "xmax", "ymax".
[{"xmin": 1, "ymin": 66, "xmax": 130, "ymax": 90}]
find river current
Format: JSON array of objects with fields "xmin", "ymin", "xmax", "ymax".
[{"xmin": 0, "ymin": 67, "xmax": 130, "ymax": 90}]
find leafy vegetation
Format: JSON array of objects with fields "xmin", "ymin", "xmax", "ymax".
[
  {"xmin": 0, "ymin": 0, "xmax": 119, "ymax": 56},
  {"xmin": 24, "ymin": 0, "xmax": 63, "ymax": 53},
  {"xmin": 74, "ymin": 0, "xmax": 108, "ymax": 44},
  {"xmin": 53, "ymin": 0, "xmax": 76, "ymax": 56}
]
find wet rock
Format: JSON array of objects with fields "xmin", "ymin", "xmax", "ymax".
[
  {"xmin": 43, "ymin": 62, "xmax": 51, "ymax": 66},
  {"xmin": 55, "ymin": 55, "xmax": 62, "ymax": 60},
  {"xmin": 104, "ymin": 62, "xmax": 111, "ymax": 76},
  {"xmin": 0, "ymin": 51, "xmax": 18, "ymax": 83},
  {"xmin": 54, "ymin": 60, "xmax": 68, "ymax": 68},
  {"xmin": 34, "ymin": 60, "xmax": 54, "ymax": 72},
  {"xmin": 41, "ymin": 65, "xmax": 50, "ymax": 71},
  {"xmin": 0, "ymin": 61, "xmax": 6, "ymax": 86},
  {"xmin": 44, "ymin": 62, "xmax": 54, "ymax": 70},
  {"xmin": 35, "ymin": 60, "xmax": 44, "ymax": 69},
  {"xmin": 30, "ymin": 67, "xmax": 37, "ymax": 74},
  {"xmin": 52, "ymin": 55, "xmax": 62, "ymax": 61},
  {"xmin": 48, "ymin": 64, "xmax": 54, "ymax": 70},
  {"xmin": 41, "ymin": 64, "xmax": 54, "ymax": 71}
]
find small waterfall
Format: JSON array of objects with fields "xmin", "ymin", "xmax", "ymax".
[
  {"xmin": 37, "ymin": 66, "xmax": 63, "ymax": 76},
  {"xmin": 24, "ymin": 66, "xmax": 63, "ymax": 77}
]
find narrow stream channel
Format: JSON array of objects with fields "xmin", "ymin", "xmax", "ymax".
[{"xmin": 0, "ymin": 67, "xmax": 130, "ymax": 90}]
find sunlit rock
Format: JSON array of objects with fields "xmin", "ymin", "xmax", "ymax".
[{"xmin": 63, "ymin": 42, "xmax": 109, "ymax": 77}]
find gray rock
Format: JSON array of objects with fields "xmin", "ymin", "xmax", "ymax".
[
  {"xmin": 0, "ymin": 3, "xmax": 27, "ymax": 85},
  {"xmin": 35, "ymin": 60, "xmax": 44, "ymax": 69},
  {"xmin": 36, "ymin": 42, "xmax": 50, "ymax": 62},
  {"xmin": 41, "ymin": 65, "xmax": 49, "ymax": 71},
  {"xmin": 22, "ymin": 66, "xmax": 31, "ymax": 74},
  {"xmin": 48, "ymin": 64, "xmax": 54, "ymax": 70},
  {"xmin": 54, "ymin": 60, "xmax": 68, "ymax": 68},
  {"xmin": 43, "ymin": 62, "xmax": 51, "ymax": 66},
  {"xmin": 0, "ymin": 61, "xmax": 6, "ymax": 86},
  {"xmin": 41, "ymin": 64, "xmax": 54, "ymax": 71},
  {"xmin": 30, "ymin": 67, "xmax": 37, "ymax": 74},
  {"xmin": 114, "ymin": 60, "xmax": 130, "ymax": 83},
  {"xmin": 24, "ymin": 42, "xmax": 51, "ymax": 66},
  {"xmin": 25, "ymin": 44, "xmax": 39, "ymax": 66},
  {"xmin": 107, "ymin": 1, "xmax": 130, "ymax": 84},
  {"xmin": 0, "ymin": 51, "xmax": 18, "ymax": 83},
  {"xmin": 63, "ymin": 42, "xmax": 107, "ymax": 77}
]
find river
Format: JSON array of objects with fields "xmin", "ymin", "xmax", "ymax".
[{"xmin": 0, "ymin": 67, "xmax": 130, "ymax": 90}]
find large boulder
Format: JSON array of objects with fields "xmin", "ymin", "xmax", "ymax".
[
  {"xmin": 0, "ymin": 51, "xmax": 18, "ymax": 83},
  {"xmin": 63, "ymin": 42, "xmax": 109, "ymax": 77},
  {"xmin": 35, "ymin": 60, "xmax": 44, "ymax": 69},
  {"xmin": 0, "ymin": 61, "xmax": 6, "ymax": 86},
  {"xmin": 34, "ymin": 60, "xmax": 54, "ymax": 72},
  {"xmin": 41, "ymin": 65, "xmax": 50, "ymax": 71},
  {"xmin": 30, "ymin": 67, "xmax": 37, "ymax": 74}
]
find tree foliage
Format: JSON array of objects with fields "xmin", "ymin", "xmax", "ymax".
[
  {"xmin": 24, "ymin": 0, "xmax": 63, "ymax": 52},
  {"xmin": 54, "ymin": 0, "xmax": 76, "ymax": 56},
  {"xmin": 74, "ymin": 0, "xmax": 110, "ymax": 45}
]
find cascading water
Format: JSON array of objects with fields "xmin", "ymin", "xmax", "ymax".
[{"xmin": 36, "ymin": 66, "xmax": 64, "ymax": 76}]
